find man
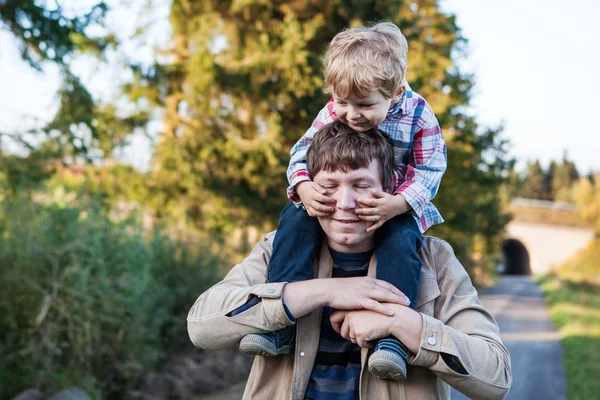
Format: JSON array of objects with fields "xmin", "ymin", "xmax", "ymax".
[{"xmin": 187, "ymin": 121, "xmax": 512, "ymax": 399}]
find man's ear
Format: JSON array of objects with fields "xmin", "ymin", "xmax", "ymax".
[{"xmin": 392, "ymin": 86, "xmax": 406, "ymax": 104}]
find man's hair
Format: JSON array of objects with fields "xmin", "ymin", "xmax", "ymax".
[
  {"xmin": 323, "ymin": 22, "xmax": 408, "ymax": 99},
  {"xmin": 307, "ymin": 121, "xmax": 395, "ymax": 189}
]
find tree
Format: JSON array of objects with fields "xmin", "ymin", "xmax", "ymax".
[
  {"xmin": 552, "ymin": 151, "xmax": 579, "ymax": 202},
  {"xmin": 519, "ymin": 160, "xmax": 548, "ymax": 200},
  {"xmin": 130, "ymin": 0, "xmax": 512, "ymax": 269},
  {"xmin": 545, "ymin": 159, "xmax": 557, "ymax": 199},
  {"xmin": 0, "ymin": 0, "xmax": 133, "ymax": 184},
  {"xmin": 570, "ymin": 174, "xmax": 600, "ymax": 231}
]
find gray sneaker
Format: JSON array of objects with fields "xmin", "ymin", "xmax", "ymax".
[
  {"xmin": 239, "ymin": 325, "xmax": 296, "ymax": 356},
  {"xmin": 367, "ymin": 338, "xmax": 408, "ymax": 381}
]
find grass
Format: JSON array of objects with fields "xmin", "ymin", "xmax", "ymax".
[{"xmin": 538, "ymin": 237, "xmax": 600, "ymax": 400}]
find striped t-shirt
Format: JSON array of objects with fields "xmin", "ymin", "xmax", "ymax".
[{"xmin": 305, "ymin": 248, "xmax": 373, "ymax": 400}]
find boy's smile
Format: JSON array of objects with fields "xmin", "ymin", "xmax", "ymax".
[{"xmin": 333, "ymin": 89, "xmax": 403, "ymax": 132}]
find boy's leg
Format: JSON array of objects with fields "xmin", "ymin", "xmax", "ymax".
[
  {"xmin": 368, "ymin": 213, "xmax": 422, "ymax": 381},
  {"xmin": 239, "ymin": 203, "xmax": 321, "ymax": 356},
  {"xmin": 268, "ymin": 202, "xmax": 322, "ymax": 283}
]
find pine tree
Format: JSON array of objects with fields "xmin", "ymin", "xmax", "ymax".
[
  {"xmin": 137, "ymin": 0, "xmax": 512, "ymax": 268},
  {"xmin": 552, "ymin": 151, "xmax": 579, "ymax": 202},
  {"xmin": 520, "ymin": 160, "xmax": 547, "ymax": 199}
]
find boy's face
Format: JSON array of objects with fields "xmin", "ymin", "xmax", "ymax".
[{"xmin": 333, "ymin": 89, "xmax": 402, "ymax": 132}]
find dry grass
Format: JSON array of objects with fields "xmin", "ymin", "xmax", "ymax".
[{"xmin": 509, "ymin": 205, "xmax": 590, "ymax": 228}]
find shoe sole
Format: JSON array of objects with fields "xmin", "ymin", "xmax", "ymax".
[
  {"xmin": 239, "ymin": 335, "xmax": 293, "ymax": 357},
  {"xmin": 368, "ymin": 350, "xmax": 407, "ymax": 381}
]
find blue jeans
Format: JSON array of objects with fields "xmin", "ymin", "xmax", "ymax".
[{"xmin": 269, "ymin": 203, "xmax": 422, "ymax": 309}]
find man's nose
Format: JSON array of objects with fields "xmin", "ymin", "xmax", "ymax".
[{"xmin": 336, "ymin": 187, "xmax": 357, "ymax": 210}]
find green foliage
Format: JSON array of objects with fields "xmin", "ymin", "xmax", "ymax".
[
  {"xmin": 0, "ymin": 151, "xmax": 53, "ymax": 194},
  {"xmin": 0, "ymin": 1, "xmax": 130, "ymax": 164},
  {"xmin": 124, "ymin": 0, "xmax": 514, "ymax": 273},
  {"xmin": 0, "ymin": 0, "xmax": 109, "ymax": 70},
  {"xmin": 570, "ymin": 174, "xmax": 600, "ymax": 232},
  {"xmin": 552, "ymin": 236, "xmax": 600, "ymax": 284},
  {"xmin": 538, "ymin": 275, "xmax": 600, "ymax": 400},
  {"xmin": 508, "ymin": 153, "xmax": 580, "ymax": 202},
  {"xmin": 552, "ymin": 152, "xmax": 579, "ymax": 202},
  {"xmin": 0, "ymin": 193, "xmax": 222, "ymax": 399},
  {"xmin": 538, "ymin": 235, "xmax": 600, "ymax": 399},
  {"xmin": 519, "ymin": 160, "xmax": 549, "ymax": 200}
]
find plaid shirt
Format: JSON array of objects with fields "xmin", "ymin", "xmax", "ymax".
[{"xmin": 287, "ymin": 85, "xmax": 446, "ymax": 233}]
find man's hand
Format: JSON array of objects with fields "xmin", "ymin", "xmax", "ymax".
[
  {"xmin": 296, "ymin": 181, "xmax": 336, "ymax": 216},
  {"xmin": 355, "ymin": 190, "xmax": 411, "ymax": 232},
  {"xmin": 282, "ymin": 277, "xmax": 410, "ymax": 320},
  {"xmin": 330, "ymin": 309, "xmax": 393, "ymax": 348},
  {"xmin": 330, "ymin": 304, "xmax": 423, "ymax": 353},
  {"xmin": 323, "ymin": 277, "xmax": 410, "ymax": 316}
]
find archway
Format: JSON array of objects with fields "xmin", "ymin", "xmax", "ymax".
[{"xmin": 501, "ymin": 239, "xmax": 532, "ymax": 275}]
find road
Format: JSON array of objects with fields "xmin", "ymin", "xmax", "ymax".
[{"xmin": 452, "ymin": 276, "xmax": 566, "ymax": 400}]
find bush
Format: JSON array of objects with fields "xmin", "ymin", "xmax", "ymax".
[{"xmin": 0, "ymin": 193, "xmax": 222, "ymax": 399}]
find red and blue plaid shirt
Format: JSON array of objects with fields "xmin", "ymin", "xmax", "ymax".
[{"xmin": 287, "ymin": 85, "xmax": 446, "ymax": 233}]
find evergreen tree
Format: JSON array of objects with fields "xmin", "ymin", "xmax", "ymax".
[
  {"xmin": 520, "ymin": 160, "xmax": 547, "ymax": 199},
  {"xmin": 545, "ymin": 159, "xmax": 557, "ymax": 199},
  {"xmin": 552, "ymin": 151, "xmax": 579, "ymax": 201},
  {"xmin": 134, "ymin": 0, "xmax": 512, "ymax": 268}
]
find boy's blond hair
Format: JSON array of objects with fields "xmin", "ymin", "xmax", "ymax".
[{"xmin": 323, "ymin": 22, "xmax": 408, "ymax": 100}]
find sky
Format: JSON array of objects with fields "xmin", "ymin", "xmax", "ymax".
[
  {"xmin": 1, "ymin": 0, "xmax": 600, "ymax": 173},
  {"xmin": 441, "ymin": 0, "xmax": 600, "ymax": 174}
]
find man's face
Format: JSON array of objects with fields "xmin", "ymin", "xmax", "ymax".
[
  {"xmin": 314, "ymin": 160, "xmax": 383, "ymax": 253},
  {"xmin": 333, "ymin": 90, "xmax": 398, "ymax": 133}
]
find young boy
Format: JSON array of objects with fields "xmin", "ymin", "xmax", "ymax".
[{"xmin": 239, "ymin": 22, "xmax": 447, "ymax": 382}]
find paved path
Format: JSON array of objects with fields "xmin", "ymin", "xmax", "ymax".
[{"xmin": 452, "ymin": 276, "xmax": 566, "ymax": 400}]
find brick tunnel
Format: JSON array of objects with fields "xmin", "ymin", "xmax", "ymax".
[{"xmin": 501, "ymin": 239, "xmax": 532, "ymax": 275}]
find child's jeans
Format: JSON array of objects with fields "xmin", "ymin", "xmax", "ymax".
[{"xmin": 269, "ymin": 202, "xmax": 422, "ymax": 309}]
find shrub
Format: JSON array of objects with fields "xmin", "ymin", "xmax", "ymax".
[{"xmin": 0, "ymin": 193, "xmax": 222, "ymax": 399}]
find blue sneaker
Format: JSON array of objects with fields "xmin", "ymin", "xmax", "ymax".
[
  {"xmin": 239, "ymin": 325, "xmax": 296, "ymax": 356},
  {"xmin": 367, "ymin": 337, "xmax": 408, "ymax": 381}
]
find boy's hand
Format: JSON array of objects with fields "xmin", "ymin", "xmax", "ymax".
[
  {"xmin": 356, "ymin": 190, "xmax": 410, "ymax": 232},
  {"xmin": 296, "ymin": 181, "xmax": 336, "ymax": 217}
]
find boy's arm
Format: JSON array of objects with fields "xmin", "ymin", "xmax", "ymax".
[
  {"xmin": 394, "ymin": 103, "xmax": 447, "ymax": 219},
  {"xmin": 287, "ymin": 99, "xmax": 337, "ymax": 202}
]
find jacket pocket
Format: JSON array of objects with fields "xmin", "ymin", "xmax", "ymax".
[{"xmin": 416, "ymin": 274, "xmax": 440, "ymax": 316}]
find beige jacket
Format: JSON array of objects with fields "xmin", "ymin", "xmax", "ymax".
[{"xmin": 188, "ymin": 233, "xmax": 512, "ymax": 400}]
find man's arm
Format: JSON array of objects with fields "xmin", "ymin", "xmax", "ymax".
[
  {"xmin": 187, "ymin": 232, "xmax": 410, "ymax": 351},
  {"xmin": 283, "ymin": 277, "xmax": 409, "ymax": 319},
  {"xmin": 407, "ymin": 239, "xmax": 512, "ymax": 399},
  {"xmin": 187, "ymin": 232, "xmax": 293, "ymax": 351},
  {"xmin": 331, "ymin": 238, "xmax": 511, "ymax": 400}
]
